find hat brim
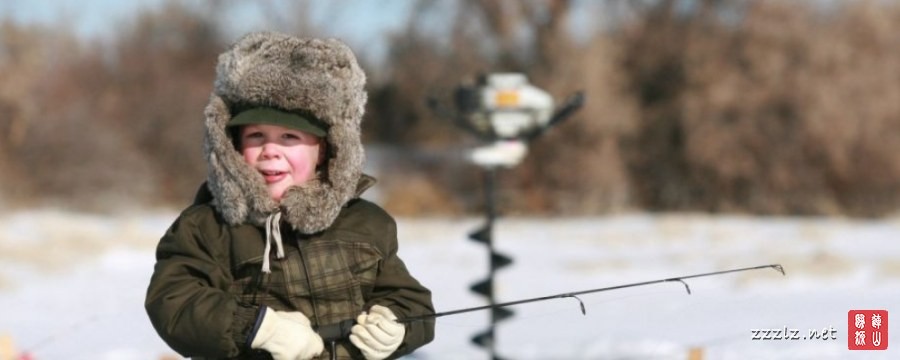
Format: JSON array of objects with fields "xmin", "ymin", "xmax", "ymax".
[{"xmin": 227, "ymin": 107, "xmax": 327, "ymax": 137}]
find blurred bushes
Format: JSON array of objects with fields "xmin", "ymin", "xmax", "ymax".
[
  {"xmin": 619, "ymin": 0, "xmax": 900, "ymax": 216},
  {"xmin": 2, "ymin": 0, "xmax": 900, "ymax": 217},
  {"xmin": 0, "ymin": 3, "xmax": 223, "ymax": 210}
]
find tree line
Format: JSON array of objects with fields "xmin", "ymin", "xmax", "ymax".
[{"xmin": 1, "ymin": 0, "xmax": 899, "ymax": 217}]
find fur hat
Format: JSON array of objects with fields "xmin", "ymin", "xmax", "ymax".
[{"xmin": 203, "ymin": 31, "xmax": 367, "ymax": 234}]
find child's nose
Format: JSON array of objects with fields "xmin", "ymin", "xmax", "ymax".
[{"xmin": 259, "ymin": 143, "xmax": 281, "ymax": 159}]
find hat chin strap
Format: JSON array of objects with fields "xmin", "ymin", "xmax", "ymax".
[{"xmin": 261, "ymin": 211, "xmax": 284, "ymax": 273}]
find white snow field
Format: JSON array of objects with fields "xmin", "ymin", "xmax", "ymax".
[{"xmin": 0, "ymin": 209, "xmax": 898, "ymax": 359}]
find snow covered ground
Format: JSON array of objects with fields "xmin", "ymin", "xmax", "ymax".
[{"xmin": 1, "ymin": 209, "xmax": 898, "ymax": 359}]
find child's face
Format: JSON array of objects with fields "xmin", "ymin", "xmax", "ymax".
[{"xmin": 239, "ymin": 124, "xmax": 324, "ymax": 202}]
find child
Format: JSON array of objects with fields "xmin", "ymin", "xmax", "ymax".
[{"xmin": 145, "ymin": 31, "xmax": 435, "ymax": 360}]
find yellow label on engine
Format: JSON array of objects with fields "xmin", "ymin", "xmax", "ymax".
[{"xmin": 494, "ymin": 90, "xmax": 520, "ymax": 108}]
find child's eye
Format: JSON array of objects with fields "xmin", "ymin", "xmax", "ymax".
[
  {"xmin": 243, "ymin": 132, "xmax": 263, "ymax": 139},
  {"xmin": 282, "ymin": 133, "xmax": 300, "ymax": 140}
]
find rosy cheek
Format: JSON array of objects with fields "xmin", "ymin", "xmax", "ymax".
[{"xmin": 241, "ymin": 148, "xmax": 257, "ymax": 164}]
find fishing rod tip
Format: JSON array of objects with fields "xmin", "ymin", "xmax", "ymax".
[{"xmin": 770, "ymin": 264, "xmax": 786, "ymax": 276}]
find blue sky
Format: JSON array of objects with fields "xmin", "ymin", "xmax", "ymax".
[
  {"xmin": 1, "ymin": 0, "xmax": 414, "ymax": 61},
  {"xmin": 2, "ymin": 0, "xmax": 609, "ymax": 66},
  {"xmin": 2, "ymin": 0, "xmax": 171, "ymax": 38}
]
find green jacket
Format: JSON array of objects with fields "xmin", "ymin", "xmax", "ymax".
[{"xmin": 145, "ymin": 182, "xmax": 435, "ymax": 359}]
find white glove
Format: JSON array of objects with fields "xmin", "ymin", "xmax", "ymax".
[
  {"xmin": 349, "ymin": 305, "xmax": 406, "ymax": 360},
  {"xmin": 250, "ymin": 307, "xmax": 324, "ymax": 360}
]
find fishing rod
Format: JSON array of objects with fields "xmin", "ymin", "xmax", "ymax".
[
  {"xmin": 317, "ymin": 264, "xmax": 785, "ymax": 341},
  {"xmin": 398, "ymin": 263, "xmax": 784, "ymax": 323}
]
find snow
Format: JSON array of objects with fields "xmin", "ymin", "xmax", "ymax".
[{"xmin": 1, "ymin": 210, "xmax": 898, "ymax": 359}]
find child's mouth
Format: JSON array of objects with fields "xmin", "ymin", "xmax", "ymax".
[{"xmin": 259, "ymin": 170, "xmax": 287, "ymax": 184}]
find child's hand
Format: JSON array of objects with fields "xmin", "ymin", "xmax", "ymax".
[
  {"xmin": 349, "ymin": 305, "xmax": 405, "ymax": 360},
  {"xmin": 250, "ymin": 307, "xmax": 324, "ymax": 360}
]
